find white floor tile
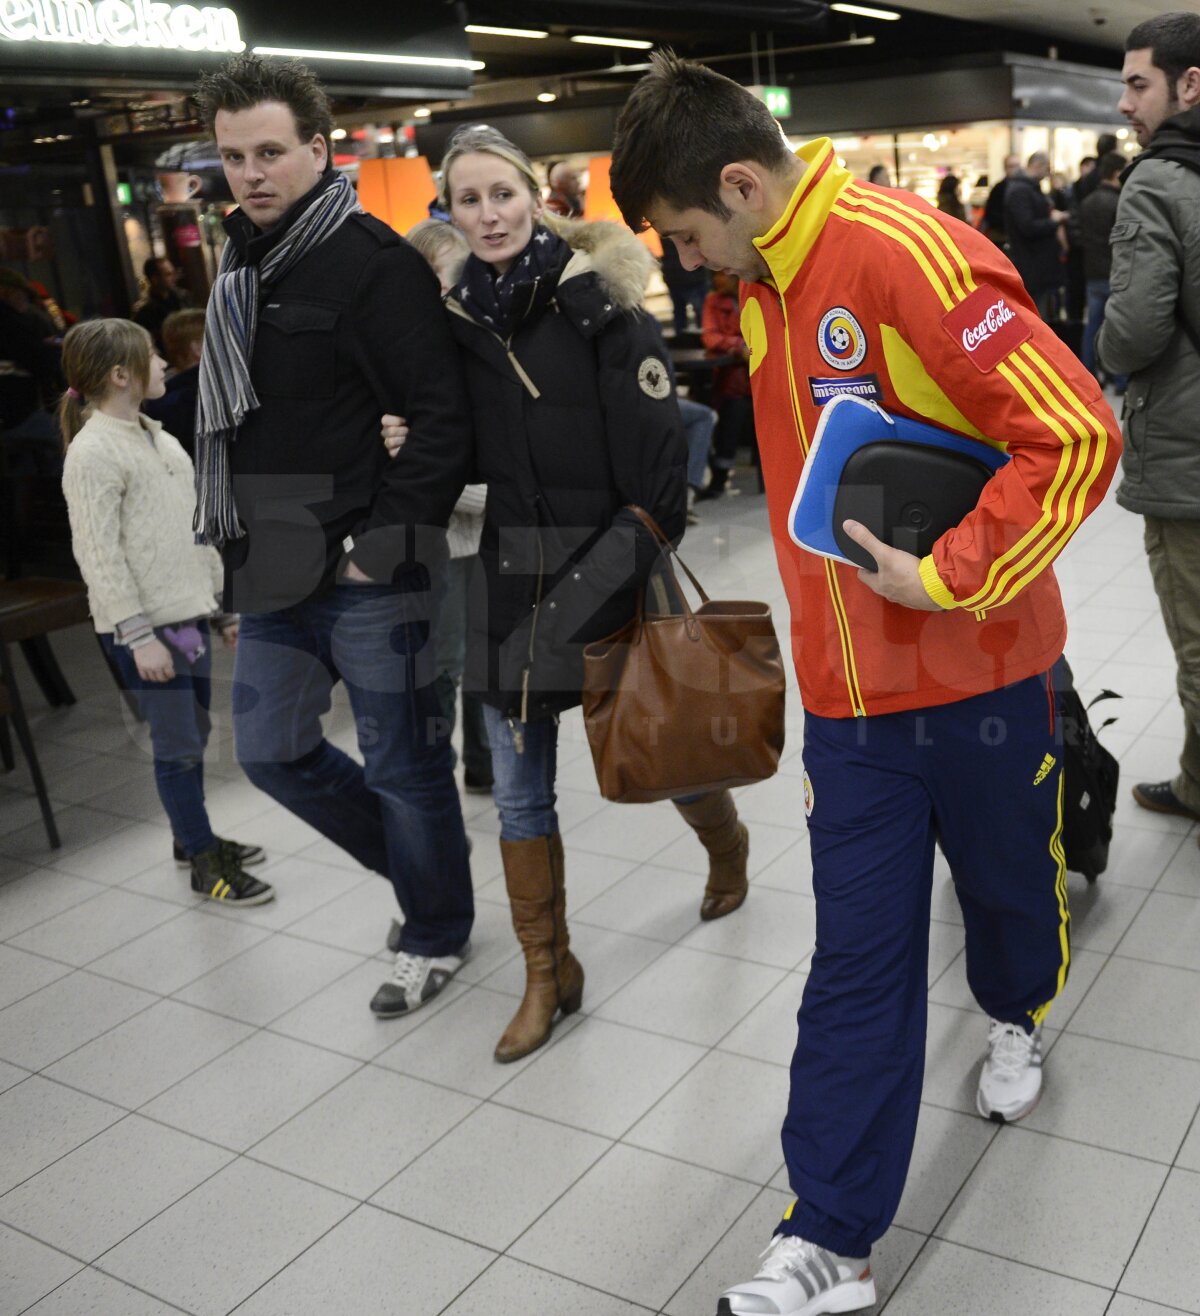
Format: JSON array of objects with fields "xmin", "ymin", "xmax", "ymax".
[
  {"xmin": 894, "ymin": 1104, "xmax": 996, "ymax": 1235},
  {"xmin": 0, "ymin": 970, "xmax": 156, "ymax": 1071},
  {"xmin": 493, "ymin": 1017, "xmax": 705, "ymax": 1138},
  {"xmin": 595, "ymin": 945, "xmax": 785, "ymax": 1046},
  {"xmin": 0, "ymin": 806, "xmax": 131, "ymax": 863},
  {"xmin": 681, "ymin": 884, "xmax": 815, "ymax": 970},
  {"xmin": 884, "ymin": 1238, "xmax": 1111, "ymax": 1315},
  {"xmin": 625, "ymin": 1049, "xmax": 790, "ymax": 1183},
  {"xmin": 443, "ymin": 1257, "xmax": 652, "ymax": 1316},
  {"xmin": 1066, "ymin": 877, "xmax": 1149, "ymax": 953},
  {"xmin": 1120, "ymin": 1168, "xmax": 1200, "ymax": 1313},
  {"xmin": 44, "ymin": 821, "xmax": 175, "ymax": 885},
  {"xmin": 0, "ymin": 1077, "xmax": 124, "ymax": 1196},
  {"xmin": 9, "ymin": 888, "xmax": 183, "ymax": 967},
  {"xmin": 575, "ymin": 863, "xmax": 708, "ymax": 945},
  {"xmin": 1118, "ymin": 891, "xmax": 1200, "ymax": 972},
  {"xmin": 22, "ymin": 1266, "xmax": 180, "ymax": 1314},
  {"xmin": 0, "ymin": 1222, "xmax": 82, "ymax": 1314},
  {"xmin": 1107, "ymin": 1296, "xmax": 1199, "ymax": 1316},
  {"xmin": 274, "ymin": 874, "xmax": 397, "ymax": 955},
  {"xmin": 376, "ymin": 986, "xmax": 580, "ymax": 1099},
  {"xmin": 0, "ymin": 1114, "xmax": 231, "ymax": 1260},
  {"xmin": 235, "ymin": 1204, "xmax": 494, "ymax": 1316},
  {"xmin": 1069, "ymin": 957, "xmax": 1200, "ymax": 1060},
  {"xmin": 1156, "ymin": 836, "xmax": 1200, "ymax": 897},
  {"xmin": 0, "ymin": 945, "xmax": 71, "ymax": 1011},
  {"xmin": 1070, "ymin": 1021, "xmax": 1199, "ymax": 1158},
  {"xmin": 509, "ymin": 1144, "xmax": 758, "ymax": 1310},
  {"xmin": 43, "ymin": 998, "xmax": 253, "ymax": 1109},
  {"xmin": 250, "ymin": 1064, "xmax": 477, "ymax": 1199},
  {"xmin": 653, "ymin": 818, "xmax": 805, "ymax": 881},
  {"xmin": 929, "ymin": 945, "xmax": 1105, "ymax": 1029},
  {"xmin": 196, "ymin": 855, "xmax": 370, "ymax": 935},
  {"xmin": 96, "ymin": 1158, "xmax": 353, "ymax": 1316},
  {"xmin": 84, "ymin": 908, "xmax": 271, "ymax": 996},
  {"xmin": 480, "ymin": 921, "xmax": 668, "ymax": 1010},
  {"xmin": 563, "ymin": 799, "xmax": 690, "ymax": 862},
  {"xmin": 1177, "ymin": 1113, "xmax": 1200, "ymax": 1173},
  {"xmin": 374, "ymin": 1103, "xmax": 609, "ymax": 1251},
  {"xmin": 171, "ymin": 931, "xmax": 362, "ymax": 1026},
  {"xmin": 0, "ymin": 870, "xmax": 108, "ymax": 940},
  {"xmin": 716, "ymin": 970, "xmax": 806, "ymax": 1067},
  {"xmin": 269, "ymin": 961, "xmax": 468, "ymax": 1061},
  {"xmin": 140, "ymin": 1029, "xmax": 358, "ymax": 1152},
  {"xmin": 938, "ymin": 1126, "xmax": 1166, "ymax": 1287}
]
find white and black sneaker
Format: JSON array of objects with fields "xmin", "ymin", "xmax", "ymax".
[
  {"xmin": 176, "ymin": 836, "xmax": 264, "ymax": 868},
  {"xmin": 977, "ymin": 1018, "xmax": 1043, "ymax": 1123},
  {"xmin": 370, "ymin": 942, "xmax": 470, "ymax": 1017},
  {"xmin": 718, "ymin": 1234, "xmax": 875, "ymax": 1315}
]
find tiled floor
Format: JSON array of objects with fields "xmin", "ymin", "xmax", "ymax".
[{"xmin": 3, "ymin": 442, "xmax": 1199, "ymax": 1314}]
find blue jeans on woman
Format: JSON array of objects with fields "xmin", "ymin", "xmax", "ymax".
[
  {"xmin": 232, "ymin": 580, "xmax": 473, "ymax": 958},
  {"xmin": 101, "ymin": 623, "xmax": 215, "ymax": 859},
  {"xmin": 482, "ymin": 705, "xmax": 703, "ymax": 842}
]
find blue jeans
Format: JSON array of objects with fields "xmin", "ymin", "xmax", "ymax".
[
  {"xmin": 434, "ymin": 556, "xmax": 491, "ymax": 781},
  {"xmin": 482, "ymin": 705, "xmax": 559, "ymax": 841},
  {"xmin": 1083, "ymin": 278, "xmax": 1126, "ymax": 386},
  {"xmin": 232, "ymin": 581, "xmax": 473, "ymax": 956},
  {"xmin": 678, "ymin": 396, "xmax": 718, "ymax": 490},
  {"xmin": 482, "ymin": 706, "xmax": 704, "ymax": 842},
  {"xmin": 101, "ymin": 624, "xmax": 215, "ymax": 858}
]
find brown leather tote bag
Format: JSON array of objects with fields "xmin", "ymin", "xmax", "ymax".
[{"xmin": 581, "ymin": 507, "xmax": 787, "ymax": 803}]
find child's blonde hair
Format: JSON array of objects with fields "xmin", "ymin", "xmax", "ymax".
[
  {"xmin": 405, "ymin": 218, "xmax": 469, "ymax": 285},
  {"xmin": 58, "ymin": 318, "xmax": 153, "ymax": 450}
]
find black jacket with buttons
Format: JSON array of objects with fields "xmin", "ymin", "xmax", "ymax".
[
  {"xmin": 450, "ymin": 219, "xmax": 687, "ymax": 720},
  {"xmin": 220, "ymin": 173, "xmax": 472, "ymax": 613}
]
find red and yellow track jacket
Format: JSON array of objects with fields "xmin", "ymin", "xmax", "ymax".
[{"xmin": 743, "ymin": 139, "xmax": 1122, "ymax": 718}]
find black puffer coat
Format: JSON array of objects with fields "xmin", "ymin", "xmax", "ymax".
[{"xmin": 450, "ymin": 219, "xmax": 687, "ymax": 720}]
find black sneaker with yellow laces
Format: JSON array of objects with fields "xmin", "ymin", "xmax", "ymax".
[{"xmin": 189, "ymin": 846, "xmax": 274, "ymax": 906}]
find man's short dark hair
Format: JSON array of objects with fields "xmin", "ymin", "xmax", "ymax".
[
  {"xmin": 1126, "ymin": 11, "xmax": 1200, "ymax": 85},
  {"xmin": 1097, "ymin": 150, "xmax": 1126, "ymax": 182},
  {"xmin": 194, "ymin": 53, "xmax": 333, "ymax": 150},
  {"xmin": 142, "ymin": 256, "xmax": 168, "ymax": 281},
  {"xmin": 1096, "ymin": 132, "xmax": 1119, "ymax": 155},
  {"xmin": 610, "ymin": 50, "xmax": 793, "ymax": 231}
]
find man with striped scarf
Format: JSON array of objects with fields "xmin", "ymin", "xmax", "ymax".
[{"xmin": 193, "ymin": 54, "xmax": 475, "ymax": 1018}]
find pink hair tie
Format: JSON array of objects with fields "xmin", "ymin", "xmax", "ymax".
[{"xmin": 66, "ymin": 387, "xmax": 81, "ymax": 400}]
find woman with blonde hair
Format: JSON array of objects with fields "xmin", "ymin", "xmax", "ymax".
[{"xmin": 385, "ymin": 125, "xmax": 752, "ymax": 1063}]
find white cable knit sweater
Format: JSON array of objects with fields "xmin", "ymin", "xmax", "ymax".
[{"xmin": 62, "ymin": 410, "xmax": 224, "ymax": 634}]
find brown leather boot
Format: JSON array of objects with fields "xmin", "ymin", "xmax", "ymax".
[
  {"xmin": 673, "ymin": 791, "xmax": 749, "ymax": 921},
  {"xmin": 494, "ymin": 833, "xmax": 585, "ymax": 1063}
]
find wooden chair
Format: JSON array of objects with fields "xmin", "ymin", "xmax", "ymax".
[{"xmin": 0, "ymin": 578, "xmax": 90, "ymax": 849}]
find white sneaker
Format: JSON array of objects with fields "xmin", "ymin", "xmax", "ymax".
[
  {"xmin": 370, "ymin": 942, "xmax": 470, "ymax": 1017},
  {"xmin": 717, "ymin": 1234, "xmax": 875, "ymax": 1315},
  {"xmin": 977, "ymin": 1018, "xmax": 1043, "ymax": 1123}
]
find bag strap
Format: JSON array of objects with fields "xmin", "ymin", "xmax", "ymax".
[{"xmin": 627, "ymin": 504, "xmax": 711, "ymax": 606}]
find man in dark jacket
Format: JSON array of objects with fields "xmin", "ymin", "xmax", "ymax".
[
  {"xmin": 193, "ymin": 54, "xmax": 475, "ymax": 1016},
  {"xmin": 1079, "ymin": 150, "xmax": 1126, "ymax": 379},
  {"xmin": 1003, "ymin": 151, "xmax": 1070, "ymax": 319},
  {"xmin": 981, "ymin": 152, "xmax": 1020, "ymax": 247},
  {"xmin": 131, "ymin": 258, "xmax": 192, "ymax": 354},
  {"xmin": 1098, "ymin": 12, "xmax": 1200, "ymax": 830}
]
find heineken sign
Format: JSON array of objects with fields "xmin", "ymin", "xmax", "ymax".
[{"xmin": 0, "ymin": 0, "xmax": 245, "ymax": 52}]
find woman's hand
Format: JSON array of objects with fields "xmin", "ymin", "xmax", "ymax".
[
  {"xmin": 133, "ymin": 638, "xmax": 176, "ymax": 683},
  {"xmin": 381, "ymin": 413, "xmax": 409, "ymax": 458},
  {"xmin": 218, "ymin": 620, "xmax": 239, "ymax": 648}
]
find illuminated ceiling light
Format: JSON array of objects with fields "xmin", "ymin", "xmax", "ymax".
[
  {"xmin": 413, "ymin": 107, "xmax": 432, "ymax": 118},
  {"xmin": 569, "ymin": 34, "xmax": 653, "ymax": 49},
  {"xmin": 536, "ymin": 91, "xmax": 557, "ymax": 103},
  {"xmin": 330, "ymin": 127, "xmax": 347, "ymax": 140},
  {"xmin": 465, "ymin": 24, "xmax": 548, "ymax": 38},
  {"xmin": 830, "ymin": 3, "xmax": 901, "ymax": 19},
  {"xmin": 252, "ymin": 46, "xmax": 485, "ymax": 71}
]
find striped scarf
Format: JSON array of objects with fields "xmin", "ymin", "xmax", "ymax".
[{"xmin": 194, "ymin": 171, "xmax": 362, "ymax": 546}]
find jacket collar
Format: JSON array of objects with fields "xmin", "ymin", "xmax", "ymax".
[
  {"xmin": 752, "ymin": 138, "xmax": 852, "ymax": 294},
  {"xmin": 223, "ymin": 169, "xmax": 337, "ymax": 266}
]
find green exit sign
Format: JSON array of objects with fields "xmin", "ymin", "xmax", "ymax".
[
  {"xmin": 749, "ymin": 84, "xmax": 791, "ymax": 118},
  {"xmin": 115, "ymin": 182, "xmax": 132, "ymax": 206}
]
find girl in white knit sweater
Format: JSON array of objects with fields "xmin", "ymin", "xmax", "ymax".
[{"xmin": 59, "ymin": 319, "xmax": 273, "ymax": 905}]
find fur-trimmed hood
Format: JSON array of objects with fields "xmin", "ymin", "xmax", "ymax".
[{"xmin": 548, "ymin": 215, "xmax": 656, "ymax": 312}]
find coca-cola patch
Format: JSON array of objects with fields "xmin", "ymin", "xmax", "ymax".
[{"xmin": 941, "ymin": 285, "xmax": 1031, "ymax": 373}]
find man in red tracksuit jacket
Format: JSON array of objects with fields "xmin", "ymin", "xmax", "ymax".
[{"xmin": 613, "ymin": 54, "xmax": 1121, "ymax": 1316}]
